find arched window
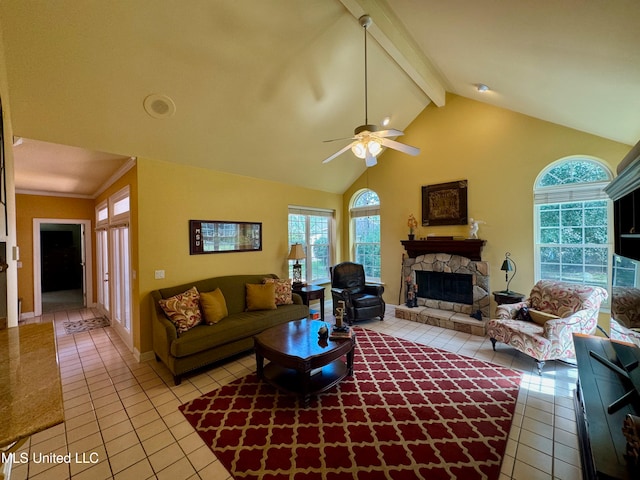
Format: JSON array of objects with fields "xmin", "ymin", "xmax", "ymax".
[
  {"xmin": 534, "ymin": 157, "xmax": 613, "ymax": 292},
  {"xmin": 350, "ymin": 189, "xmax": 381, "ymax": 282}
]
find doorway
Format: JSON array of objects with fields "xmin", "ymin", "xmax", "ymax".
[{"xmin": 33, "ymin": 219, "xmax": 93, "ymax": 316}]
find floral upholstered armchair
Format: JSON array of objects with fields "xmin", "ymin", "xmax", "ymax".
[
  {"xmin": 486, "ymin": 280, "xmax": 608, "ymax": 374},
  {"xmin": 610, "ymin": 286, "xmax": 640, "ymax": 347}
]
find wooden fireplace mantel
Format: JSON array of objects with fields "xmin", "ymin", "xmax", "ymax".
[{"xmin": 401, "ymin": 238, "xmax": 486, "ymax": 261}]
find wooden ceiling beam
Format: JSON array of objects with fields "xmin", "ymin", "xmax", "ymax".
[{"xmin": 339, "ymin": 0, "xmax": 446, "ymax": 107}]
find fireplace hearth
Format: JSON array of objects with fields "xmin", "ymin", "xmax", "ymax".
[{"xmin": 396, "ymin": 251, "xmax": 490, "ymax": 336}]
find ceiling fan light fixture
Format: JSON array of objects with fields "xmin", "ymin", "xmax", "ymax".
[
  {"xmin": 368, "ymin": 139, "xmax": 382, "ymax": 156},
  {"xmin": 352, "ymin": 142, "xmax": 367, "ymax": 159}
]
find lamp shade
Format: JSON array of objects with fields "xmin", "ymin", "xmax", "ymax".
[
  {"xmin": 500, "ymin": 252, "xmax": 516, "ymax": 293},
  {"xmin": 287, "ymin": 243, "xmax": 305, "ymax": 261}
]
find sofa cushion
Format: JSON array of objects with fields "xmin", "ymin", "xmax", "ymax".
[
  {"xmin": 200, "ymin": 288, "xmax": 228, "ymax": 324},
  {"xmin": 263, "ymin": 278, "xmax": 293, "ymax": 305},
  {"xmin": 157, "ymin": 274, "xmax": 280, "ymax": 315},
  {"xmin": 170, "ymin": 304, "xmax": 309, "ymax": 358},
  {"xmin": 246, "ymin": 283, "xmax": 277, "ymax": 311},
  {"xmin": 158, "ymin": 286, "xmax": 202, "ymax": 334}
]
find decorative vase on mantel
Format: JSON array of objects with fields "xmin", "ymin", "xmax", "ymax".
[{"xmin": 407, "ymin": 214, "xmax": 418, "ymax": 242}]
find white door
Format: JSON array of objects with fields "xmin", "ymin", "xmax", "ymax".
[
  {"xmin": 110, "ymin": 225, "xmax": 132, "ymax": 344},
  {"xmin": 96, "ymin": 228, "xmax": 109, "ymax": 316},
  {"xmin": 108, "ymin": 185, "xmax": 132, "ymax": 349}
]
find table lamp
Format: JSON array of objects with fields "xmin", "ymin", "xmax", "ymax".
[
  {"xmin": 287, "ymin": 243, "xmax": 305, "ymax": 287},
  {"xmin": 500, "ymin": 252, "xmax": 517, "ymax": 293}
]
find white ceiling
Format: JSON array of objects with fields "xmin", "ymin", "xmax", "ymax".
[{"xmin": 2, "ymin": 0, "xmax": 639, "ymax": 197}]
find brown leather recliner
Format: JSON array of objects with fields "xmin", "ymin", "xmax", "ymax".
[{"xmin": 330, "ymin": 262, "xmax": 385, "ymax": 324}]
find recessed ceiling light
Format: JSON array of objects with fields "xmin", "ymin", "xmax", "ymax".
[
  {"xmin": 381, "ymin": 116, "xmax": 391, "ymax": 127},
  {"xmin": 476, "ymin": 83, "xmax": 490, "ymax": 93}
]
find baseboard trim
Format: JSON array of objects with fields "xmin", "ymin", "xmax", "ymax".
[{"xmin": 137, "ymin": 349, "xmax": 155, "ymax": 363}]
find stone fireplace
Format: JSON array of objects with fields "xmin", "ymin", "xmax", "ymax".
[{"xmin": 395, "ymin": 239, "xmax": 489, "ymax": 336}]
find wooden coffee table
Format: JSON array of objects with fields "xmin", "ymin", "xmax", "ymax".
[{"xmin": 254, "ymin": 319, "xmax": 356, "ymax": 405}]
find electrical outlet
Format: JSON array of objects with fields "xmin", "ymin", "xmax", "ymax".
[{"xmin": 154, "ymin": 270, "xmax": 165, "ymax": 279}]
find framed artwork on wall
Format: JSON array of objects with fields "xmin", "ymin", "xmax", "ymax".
[
  {"xmin": 422, "ymin": 180, "xmax": 468, "ymax": 226},
  {"xmin": 189, "ymin": 220, "xmax": 262, "ymax": 254}
]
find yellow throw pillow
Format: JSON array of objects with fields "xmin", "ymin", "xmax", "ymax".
[
  {"xmin": 246, "ymin": 283, "xmax": 277, "ymax": 311},
  {"xmin": 528, "ymin": 309, "xmax": 560, "ymax": 326},
  {"xmin": 200, "ymin": 288, "xmax": 228, "ymax": 324}
]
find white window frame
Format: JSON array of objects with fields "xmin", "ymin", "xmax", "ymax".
[
  {"xmin": 109, "ymin": 185, "xmax": 130, "ymax": 227},
  {"xmin": 288, "ymin": 206, "xmax": 335, "ymax": 284},
  {"xmin": 350, "ymin": 189, "xmax": 381, "ymax": 283},
  {"xmin": 533, "ymin": 157, "xmax": 614, "ymax": 306}
]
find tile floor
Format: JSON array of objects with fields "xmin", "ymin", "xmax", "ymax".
[{"xmin": 10, "ymin": 306, "xmax": 583, "ymax": 480}]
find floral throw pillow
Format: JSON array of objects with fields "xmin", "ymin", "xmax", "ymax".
[
  {"xmin": 263, "ymin": 278, "xmax": 293, "ymax": 305},
  {"xmin": 158, "ymin": 286, "xmax": 202, "ymax": 334}
]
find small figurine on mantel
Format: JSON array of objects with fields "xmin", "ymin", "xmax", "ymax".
[{"xmin": 469, "ymin": 218, "xmax": 486, "ymax": 239}]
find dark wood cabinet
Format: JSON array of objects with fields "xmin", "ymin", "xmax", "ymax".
[
  {"xmin": 574, "ymin": 334, "xmax": 640, "ymax": 480},
  {"xmin": 605, "ymin": 141, "xmax": 640, "ymax": 262}
]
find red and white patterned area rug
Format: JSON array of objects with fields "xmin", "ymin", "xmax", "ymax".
[{"xmin": 179, "ymin": 328, "xmax": 522, "ymax": 480}]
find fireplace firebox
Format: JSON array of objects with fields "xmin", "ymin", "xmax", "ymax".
[{"xmin": 416, "ymin": 271, "xmax": 473, "ymax": 305}]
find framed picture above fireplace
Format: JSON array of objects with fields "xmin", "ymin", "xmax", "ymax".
[{"xmin": 422, "ymin": 180, "xmax": 468, "ymax": 226}]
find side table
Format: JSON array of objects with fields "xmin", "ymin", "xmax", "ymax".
[
  {"xmin": 293, "ymin": 285, "xmax": 325, "ymax": 320},
  {"xmin": 492, "ymin": 290, "xmax": 525, "ymax": 305}
]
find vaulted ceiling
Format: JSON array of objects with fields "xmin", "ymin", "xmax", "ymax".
[{"xmin": 2, "ymin": 0, "xmax": 639, "ymax": 196}]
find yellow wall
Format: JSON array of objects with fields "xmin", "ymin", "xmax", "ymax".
[
  {"xmin": 16, "ymin": 194, "xmax": 96, "ymax": 314},
  {"xmin": 342, "ymin": 94, "xmax": 631, "ymax": 314},
  {"xmin": 136, "ymin": 158, "xmax": 343, "ymax": 354},
  {"xmin": 14, "ymin": 94, "xmax": 632, "ymax": 352}
]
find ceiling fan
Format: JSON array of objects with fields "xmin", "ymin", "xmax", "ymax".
[{"xmin": 322, "ymin": 14, "xmax": 420, "ymax": 168}]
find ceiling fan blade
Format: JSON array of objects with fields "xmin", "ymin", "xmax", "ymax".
[
  {"xmin": 365, "ymin": 149, "xmax": 377, "ymax": 167},
  {"xmin": 380, "ymin": 137, "xmax": 420, "ymax": 156},
  {"xmin": 321, "ymin": 142, "xmax": 355, "ymax": 164},
  {"xmin": 375, "ymin": 129, "xmax": 404, "ymax": 138},
  {"xmin": 323, "ymin": 135, "xmax": 356, "ymax": 143}
]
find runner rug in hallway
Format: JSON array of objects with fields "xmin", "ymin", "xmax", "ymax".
[
  {"xmin": 179, "ymin": 328, "xmax": 522, "ymax": 480},
  {"xmin": 63, "ymin": 316, "xmax": 110, "ymax": 334}
]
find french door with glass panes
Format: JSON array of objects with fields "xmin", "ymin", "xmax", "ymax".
[
  {"xmin": 96, "ymin": 228, "xmax": 110, "ymax": 316},
  {"xmin": 96, "ymin": 186, "xmax": 132, "ymax": 350}
]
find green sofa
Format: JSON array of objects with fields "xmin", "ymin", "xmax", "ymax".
[{"xmin": 151, "ymin": 273, "xmax": 309, "ymax": 384}]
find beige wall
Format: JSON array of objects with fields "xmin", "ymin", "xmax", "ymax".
[
  {"xmin": 16, "ymin": 194, "xmax": 96, "ymax": 314},
  {"xmin": 342, "ymin": 94, "xmax": 631, "ymax": 315},
  {"xmin": 136, "ymin": 158, "xmax": 343, "ymax": 354}
]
